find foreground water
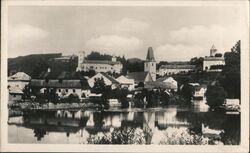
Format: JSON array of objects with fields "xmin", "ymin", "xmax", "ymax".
[{"xmin": 8, "ymin": 101, "xmax": 240, "ymax": 145}]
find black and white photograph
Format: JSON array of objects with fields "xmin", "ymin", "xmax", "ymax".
[{"xmin": 1, "ymin": 0, "xmax": 249, "ymax": 152}]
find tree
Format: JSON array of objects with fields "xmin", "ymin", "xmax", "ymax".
[
  {"xmin": 205, "ymin": 85, "xmax": 227, "ymax": 109},
  {"xmin": 67, "ymin": 93, "xmax": 80, "ymax": 103},
  {"xmin": 215, "ymin": 53, "xmax": 222, "ymax": 57},
  {"xmin": 220, "ymin": 40, "xmax": 240, "ymax": 99},
  {"xmin": 181, "ymin": 83, "xmax": 194, "ymax": 104},
  {"xmin": 189, "ymin": 57, "xmax": 204, "ymax": 70},
  {"xmin": 22, "ymin": 85, "xmax": 32, "ymax": 101}
]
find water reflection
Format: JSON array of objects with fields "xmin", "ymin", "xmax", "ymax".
[{"xmin": 8, "ymin": 105, "xmax": 240, "ymax": 145}]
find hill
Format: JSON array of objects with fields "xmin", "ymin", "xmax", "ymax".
[{"xmin": 8, "ymin": 53, "xmax": 78, "ymax": 78}]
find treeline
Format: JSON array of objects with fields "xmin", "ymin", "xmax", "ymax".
[{"xmin": 8, "ymin": 53, "xmax": 63, "ymax": 77}]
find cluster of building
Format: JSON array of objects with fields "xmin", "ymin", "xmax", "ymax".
[{"xmin": 8, "ymin": 45, "xmax": 225, "ymax": 104}]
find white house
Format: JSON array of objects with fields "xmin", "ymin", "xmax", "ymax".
[
  {"xmin": 8, "ymin": 72, "xmax": 31, "ymax": 90},
  {"xmin": 116, "ymin": 75, "xmax": 135, "ymax": 91},
  {"xmin": 76, "ymin": 51, "xmax": 123, "ymax": 74},
  {"xmin": 203, "ymin": 45, "xmax": 225, "ymax": 71},
  {"xmin": 159, "ymin": 65, "xmax": 196, "ymax": 76},
  {"xmin": 87, "ymin": 72, "xmax": 120, "ymax": 89},
  {"xmin": 8, "ymin": 86, "xmax": 23, "ymax": 104},
  {"xmin": 8, "ymin": 72, "xmax": 31, "ymax": 103},
  {"xmin": 156, "ymin": 77, "xmax": 178, "ymax": 91},
  {"xmin": 188, "ymin": 83, "xmax": 207, "ymax": 99}
]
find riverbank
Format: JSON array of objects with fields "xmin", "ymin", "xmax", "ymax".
[{"xmin": 8, "ymin": 101, "xmax": 104, "ymax": 117}]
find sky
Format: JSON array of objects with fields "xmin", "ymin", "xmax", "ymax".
[{"xmin": 8, "ymin": 4, "xmax": 248, "ymax": 61}]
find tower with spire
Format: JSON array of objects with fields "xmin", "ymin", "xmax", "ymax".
[
  {"xmin": 210, "ymin": 44, "xmax": 217, "ymax": 57},
  {"xmin": 144, "ymin": 47, "xmax": 156, "ymax": 81}
]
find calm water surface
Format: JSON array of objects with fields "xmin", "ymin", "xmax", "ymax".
[{"xmin": 8, "ymin": 100, "xmax": 240, "ymax": 145}]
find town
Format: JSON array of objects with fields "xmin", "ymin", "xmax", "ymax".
[{"xmin": 7, "ymin": 40, "xmax": 241, "ymax": 145}]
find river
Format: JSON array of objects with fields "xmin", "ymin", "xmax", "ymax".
[{"xmin": 8, "ymin": 100, "xmax": 240, "ymax": 145}]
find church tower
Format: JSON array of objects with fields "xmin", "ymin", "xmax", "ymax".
[
  {"xmin": 144, "ymin": 47, "xmax": 156, "ymax": 81},
  {"xmin": 210, "ymin": 45, "xmax": 217, "ymax": 57},
  {"xmin": 76, "ymin": 51, "xmax": 85, "ymax": 71}
]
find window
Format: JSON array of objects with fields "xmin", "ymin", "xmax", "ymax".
[
  {"xmin": 13, "ymin": 95, "xmax": 16, "ymax": 97},
  {"xmin": 58, "ymin": 89, "xmax": 61, "ymax": 92},
  {"xmin": 152, "ymin": 63, "xmax": 154, "ymax": 66},
  {"xmin": 73, "ymin": 89, "xmax": 75, "ymax": 93},
  {"xmin": 66, "ymin": 89, "xmax": 68, "ymax": 92}
]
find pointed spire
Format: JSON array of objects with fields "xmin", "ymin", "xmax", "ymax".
[
  {"xmin": 146, "ymin": 47, "xmax": 156, "ymax": 61},
  {"xmin": 210, "ymin": 44, "xmax": 217, "ymax": 56}
]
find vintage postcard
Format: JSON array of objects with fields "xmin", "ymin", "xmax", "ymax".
[{"xmin": 1, "ymin": 0, "xmax": 249, "ymax": 152}]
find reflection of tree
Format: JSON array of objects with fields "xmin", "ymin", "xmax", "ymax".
[
  {"xmin": 159, "ymin": 128, "xmax": 207, "ymax": 145},
  {"xmin": 33, "ymin": 127, "xmax": 46, "ymax": 141},
  {"xmin": 87, "ymin": 126, "xmax": 146, "ymax": 144},
  {"xmin": 220, "ymin": 115, "xmax": 240, "ymax": 145}
]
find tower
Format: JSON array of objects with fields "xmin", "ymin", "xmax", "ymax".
[
  {"xmin": 76, "ymin": 51, "xmax": 85, "ymax": 71},
  {"xmin": 210, "ymin": 45, "xmax": 217, "ymax": 57},
  {"xmin": 144, "ymin": 47, "xmax": 156, "ymax": 81}
]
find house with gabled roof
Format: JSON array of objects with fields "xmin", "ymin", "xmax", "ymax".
[
  {"xmin": 8, "ymin": 72, "xmax": 31, "ymax": 103},
  {"xmin": 126, "ymin": 72, "xmax": 153, "ymax": 85},
  {"xmin": 116, "ymin": 75, "xmax": 135, "ymax": 91},
  {"xmin": 8, "ymin": 72, "xmax": 31, "ymax": 90},
  {"xmin": 154, "ymin": 76, "xmax": 178, "ymax": 91},
  {"xmin": 87, "ymin": 72, "xmax": 120, "ymax": 89}
]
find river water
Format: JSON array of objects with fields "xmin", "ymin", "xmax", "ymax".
[{"xmin": 8, "ymin": 100, "xmax": 240, "ymax": 145}]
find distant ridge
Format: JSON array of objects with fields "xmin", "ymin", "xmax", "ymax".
[{"xmin": 127, "ymin": 58, "xmax": 143, "ymax": 63}]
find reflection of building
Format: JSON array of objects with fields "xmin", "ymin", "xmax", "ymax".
[
  {"xmin": 76, "ymin": 51, "xmax": 123, "ymax": 73},
  {"xmin": 203, "ymin": 45, "xmax": 225, "ymax": 71},
  {"xmin": 159, "ymin": 65, "xmax": 196, "ymax": 76}
]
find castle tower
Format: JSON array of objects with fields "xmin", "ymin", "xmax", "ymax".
[
  {"xmin": 111, "ymin": 55, "xmax": 117, "ymax": 62},
  {"xmin": 210, "ymin": 45, "xmax": 217, "ymax": 57},
  {"xmin": 144, "ymin": 47, "xmax": 156, "ymax": 81},
  {"xmin": 76, "ymin": 51, "xmax": 85, "ymax": 71}
]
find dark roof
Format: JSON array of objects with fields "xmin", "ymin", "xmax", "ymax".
[
  {"xmin": 146, "ymin": 47, "xmax": 156, "ymax": 61},
  {"xmin": 35, "ymin": 71, "xmax": 84, "ymax": 80},
  {"xmin": 82, "ymin": 60, "xmax": 121, "ymax": 65},
  {"xmin": 156, "ymin": 77, "xmax": 173, "ymax": 82},
  {"xmin": 126, "ymin": 72, "xmax": 149, "ymax": 83},
  {"xmin": 159, "ymin": 64, "xmax": 196, "ymax": 69},
  {"xmin": 145, "ymin": 81, "xmax": 177, "ymax": 89},
  {"xmin": 100, "ymin": 72, "xmax": 119, "ymax": 84},
  {"xmin": 29, "ymin": 79, "xmax": 89, "ymax": 89}
]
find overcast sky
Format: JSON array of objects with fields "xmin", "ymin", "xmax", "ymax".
[{"xmin": 8, "ymin": 4, "xmax": 247, "ymax": 61}]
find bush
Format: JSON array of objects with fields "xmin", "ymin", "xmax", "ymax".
[{"xmin": 205, "ymin": 85, "xmax": 227, "ymax": 109}]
